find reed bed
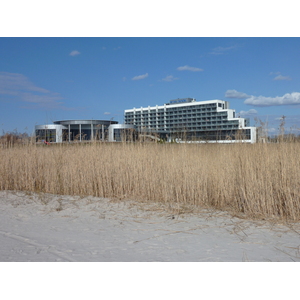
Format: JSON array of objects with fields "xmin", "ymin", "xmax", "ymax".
[{"xmin": 1, "ymin": 141, "xmax": 300, "ymax": 221}]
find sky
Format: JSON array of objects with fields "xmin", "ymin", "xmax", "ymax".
[
  {"xmin": 1, "ymin": 37, "xmax": 300, "ymax": 136},
  {"xmin": 1, "ymin": 0, "xmax": 300, "ymax": 137}
]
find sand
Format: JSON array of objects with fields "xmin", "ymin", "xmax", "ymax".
[{"xmin": 1, "ymin": 190, "xmax": 300, "ymax": 262}]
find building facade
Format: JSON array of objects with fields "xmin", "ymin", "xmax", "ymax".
[
  {"xmin": 124, "ymin": 98, "xmax": 256, "ymax": 143},
  {"xmin": 108, "ymin": 124, "xmax": 137, "ymax": 142},
  {"xmin": 35, "ymin": 120, "xmax": 118, "ymax": 143}
]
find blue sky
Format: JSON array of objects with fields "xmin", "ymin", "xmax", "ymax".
[{"xmin": 1, "ymin": 37, "xmax": 300, "ymax": 136}]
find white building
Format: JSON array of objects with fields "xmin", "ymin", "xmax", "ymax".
[
  {"xmin": 35, "ymin": 120, "xmax": 118, "ymax": 143},
  {"xmin": 35, "ymin": 120, "xmax": 136, "ymax": 143},
  {"xmin": 124, "ymin": 98, "xmax": 256, "ymax": 143}
]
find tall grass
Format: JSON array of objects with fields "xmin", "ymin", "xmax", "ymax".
[{"xmin": 1, "ymin": 141, "xmax": 300, "ymax": 221}]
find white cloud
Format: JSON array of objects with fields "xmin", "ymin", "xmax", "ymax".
[
  {"xmin": 273, "ymin": 74, "xmax": 292, "ymax": 81},
  {"xmin": 132, "ymin": 73, "xmax": 148, "ymax": 81},
  {"xmin": 270, "ymin": 72, "xmax": 291, "ymax": 80},
  {"xmin": 104, "ymin": 112, "xmax": 111, "ymax": 115},
  {"xmin": 0, "ymin": 72, "xmax": 49, "ymax": 94},
  {"xmin": 21, "ymin": 93, "xmax": 62, "ymax": 104},
  {"xmin": 244, "ymin": 92, "xmax": 300, "ymax": 106},
  {"xmin": 238, "ymin": 109, "xmax": 258, "ymax": 116},
  {"xmin": 269, "ymin": 71, "xmax": 281, "ymax": 75},
  {"xmin": 0, "ymin": 72, "xmax": 67, "ymax": 110},
  {"xmin": 177, "ymin": 65, "xmax": 203, "ymax": 72},
  {"xmin": 209, "ymin": 45, "xmax": 237, "ymax": 55},
  {"xmin": 226, "ymin": 88, "xmax": 300, "ymax": 107},
  {"xmin": 225, "ymin": 89, "xmax": 250, "ymax": 99},
  {"xmin": 69, "ymin": 50, "xmax": 81, "ymax": 56},
  {"xmin": 162, "ymin": 75, "xmax": 179, "ymax": 82}
]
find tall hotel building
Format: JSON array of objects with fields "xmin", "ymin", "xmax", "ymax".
[{"xmin": 124, "ymin": 98, "xmax": 256, "ymax": 143}]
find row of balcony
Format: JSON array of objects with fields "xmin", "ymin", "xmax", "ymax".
[
  {"xmin": 134, "ymin": 123, "xmax": 239, "ymax": 129},
  {"xmin": 126, "ymin": 117, "xmax": 229, "ymax": 123},
  {"xmin": 126, "ymin": 112, "xmax": 227, "ymax": 119},
  {"xmin": 125, "ymin": 118, "xmax": 237, "ymax": 125},
  {"xmin": 126, "ymin": 109, "xmax": 220, "ymax": 117},
  {"xmin": 135, "ymin": 125, "xmax": 240, "ymax": 131}
]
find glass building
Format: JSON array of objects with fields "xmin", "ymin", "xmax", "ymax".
[
  {"xmin": 124, "ymin": 98, "xmax": 256, "ymax": 143},
  {"xmin": 35, "ymin": 120, "xmax": 118, "ymax": 143}
]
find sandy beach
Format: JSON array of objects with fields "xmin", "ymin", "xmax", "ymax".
[{"xmin": 1, "ymin": 190, "xmax": 300, "ymax": 262}]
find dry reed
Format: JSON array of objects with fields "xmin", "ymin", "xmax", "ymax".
[{"xmin": 1, "ymin": 141, "xmax": 300, "ymax": 221}]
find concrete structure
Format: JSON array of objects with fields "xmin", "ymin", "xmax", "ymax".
[
  {"xmin": 124, "ymin": 98, "xmax": 257, "ymax": 143},
  {"xmin": 108, "ymin": 124, "xmax": 136, "ymax": 142},
  {"xmin": 35, "ymin": 120, "xmax": 117, "ymax": 143}
]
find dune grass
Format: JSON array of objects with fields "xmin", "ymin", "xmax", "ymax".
[{"xmin": 1, "ymin": 141, "xmax": 300, "ymax": 221}]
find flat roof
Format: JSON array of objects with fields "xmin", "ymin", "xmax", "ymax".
[
  {"xmin": 53, "ymin": 120, "xmax": 118, "ymax": 125},
  {"xmin": 125, "ymin": 99, "xmax": 227, "ymax": 112}
]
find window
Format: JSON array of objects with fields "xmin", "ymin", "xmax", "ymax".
[{"xmin": 36, "ymin": 129, "xmax": 56, "ymax": 142}]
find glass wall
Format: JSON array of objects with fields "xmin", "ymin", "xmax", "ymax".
[
  {"xmin": 64, "ymin": 125, "xmax": 108, "ymax": 141},
  {"xmin": 35, "ymin": 129, "xmax": 56, "ymax": 142},
  {"xmin": 113, "ymin": 128, "xmax": 136, "ymax": 142}
]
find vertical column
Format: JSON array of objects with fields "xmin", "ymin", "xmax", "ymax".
[
  {"xmin": 148, "ymin": 106, "xmax": 150, "ymax": 130},
  {"xmin": 102, "ymin": 124, "xmax": 104, "ymax": 141},
  {"xmin": 91, "ymin": 122, "xmax": 94, "ymax": 140},
  {"xmin": 79, "ymin": 124, "xmax": 82, "ymax": 142},
  {"xmin": 68, "ymin": 124, "xmax": 70, "ymax": 142},
  {"xmin": 156, "ymin": 105, "xmax": 158, "ymax": 131},
  {"xmin": 108, "ymin": 125, "xmax": 114, "ymax": 142},
  {"xmin": 164, "ymin": 105, "xmax": 167, "ymax": 131}
]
